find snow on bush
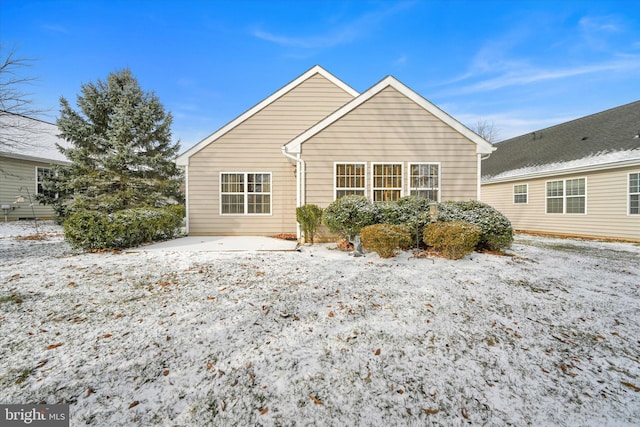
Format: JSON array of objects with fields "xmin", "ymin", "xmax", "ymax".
[
  {"xmin": 322, "ymin": 195, "xmax": 377, "ymax": 240},
  {"xmin": 375, "ymin": 196, "xmax": 432, "ymax": 246},
  {"xmin": 436, "ymin": 200, "xmax": 513, "ymax": 251},
  {"xmin": 64, "ymin": 207, "xmax": 183, "ymax": 250}
]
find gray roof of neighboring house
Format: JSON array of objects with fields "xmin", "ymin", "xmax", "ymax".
[
  {"xmin": 0, "ymin": 112, "xmax": 70, "ymax": 164},
  {"xmin": 482, "ymin": 100, "xmax": 640, "ymax": 181}
]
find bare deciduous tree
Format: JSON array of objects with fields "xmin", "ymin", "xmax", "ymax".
[
  {"xmin": 472, "ymin": 119, "xmax": 500, "ymax": 143},
  {"xmin": 0, "ymin": 45, "xmax": 47, "ymax": 150}
]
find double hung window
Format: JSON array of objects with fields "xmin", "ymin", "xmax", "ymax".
[
  {"xmin": 546, "ymin": 178, "xmax": 585, "ymax": 214},
  {"xmin": 409, "ymin": 163, "xmax": 439, "ymax": 201},
  {"xmin": 220, "ymin": 172, "xmax": 271, "ymax": 215}
]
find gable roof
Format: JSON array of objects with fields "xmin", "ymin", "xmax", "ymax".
[
  {"xmin": 0, "ymin": 112, "xmax": 70, "ymax": 164},
  {"xmin": 284, "ymin": 75, "xmax": 495, "ymax": 155},
  {"xmin": 482, "ymin": 100, "xmax": 640, "ymax": 182},
  {"xmin": 175, "ymin": 65, "xmax": 358, "ymax": 166}
]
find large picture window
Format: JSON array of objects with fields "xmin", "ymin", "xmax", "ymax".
[
  {"xmin": 546, "ymin": 178, "xmax": 585, "ymax": 214},
  {"xmin": 630, "ymin": 172, "xmax": 640, "ymax": 215},
  {"xmin": 409, "ymin": 163, "xmax": 439, "ymax": 201},
  {"xmin": 335, "ymin": 163, "xmax": 366, "ymax": 199},
  {"xmin": 220, "ymin": 172, "xmax": 271, "ymax": 215},
  {"xmin": 372, "ymin": 163, "xmax": 402, "ymax": 201}
]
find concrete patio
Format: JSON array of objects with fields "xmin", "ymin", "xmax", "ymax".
[{"xmin": 132, "ymin": 235, "xmax": 299, "ymax": 252}]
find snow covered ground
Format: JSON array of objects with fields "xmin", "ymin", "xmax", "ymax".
[{"xmin": 1, "ymin": 221, "xmax": 639, "ymax": 426}]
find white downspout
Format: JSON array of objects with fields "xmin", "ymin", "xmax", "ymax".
[
  {"xmin": 478, "ymin": 152, "xmax": 493, "ymax": 201},
  {"xmin": 183, "ymin": 164, "xmax": 189, "ymax": 234},
  {"xmin": 281, "ymin": 146, "xmax": 306, "ymax": 239}
]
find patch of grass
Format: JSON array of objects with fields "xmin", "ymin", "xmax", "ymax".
[
  {"xmin": 15, "ymin": 368, "xmax": 34, "ymax": 384},
  {"xmin": 0, "ymin": 294, "xmax": 23, "ymax": 304}
]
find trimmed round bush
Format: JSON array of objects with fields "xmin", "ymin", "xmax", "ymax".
[
  {"xmin": 423, "ymin": 221, "xmax": 481, "ymax": 260},
  {"xmin": 361, "ymin": 224, "xmax": 412, "ymax": 258},
  {"xmin": 64, "ymin": 206, "xmax": 184, "ymax": 250},
  {"xmin": 322, "ymin": 195, "xmax": 377, "ymax": 239},
  {"xmin": 435, "ymin": 200, "xmax": 513, "ymax": 251}
]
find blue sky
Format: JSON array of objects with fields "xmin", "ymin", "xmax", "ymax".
[{"xmin": 2, "ymin": 0, "xmax": 640, "ymax": 150}]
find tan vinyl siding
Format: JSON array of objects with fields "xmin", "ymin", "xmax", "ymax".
[
  {"xmin": 481, "ymin": 165, "xmax": 640, "ymax": 241},
  {"xmin": 0, "ymin": 156, "xmax": 59, "ymax": 220},
  {"xmin": 187, "ymin": 73, "xmax": 354, "ymax": 235},
  {"xmin": 302, "ymin": 86, "xmax": 479, "ymax": 207}
]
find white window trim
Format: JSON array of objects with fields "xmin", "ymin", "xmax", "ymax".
[
  {"xmin": 334, "ymin": 162, "xmax": 367, "ymax": 200},
  {"xmin": 629, "ymin": 172, "xmax": 640, "ymax": 216},
  {"xmin": 371, "ymin": 162, "xmax": 403, "ymax": 202},
  {"xmin": 513, "ymin": 183, "xmax": 528, "ymax": 204},
  {"xmin": 545, "ymin": 177, "xmax": 587, "ymax": 215},
  {"xmin": 407, "ymin": 162, "xmax": 441, "ymax": 202},
  {"xmin": 219, "ymin": 172, "xmax": 272, "ymax": 216},
  {"xmin": 35, "ymin": 166, "xmax": 57, "ymax": 199}
]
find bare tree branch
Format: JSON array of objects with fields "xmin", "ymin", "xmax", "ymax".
[
  {"xmin": 0, "ymin": 44, "xmax": 48, "ymax": 151},
  {"xmin": 472, "ymin": 119, "xmax": 501, "ymax": 144}
]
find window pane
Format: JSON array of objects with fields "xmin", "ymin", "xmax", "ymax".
[
  {"xmin": 221, "ymin": 194, "xmax": 244, "ymax": 214},
  {"xmin": 409, "ymin": 164, "xmax": 439, "ymax": 200},
  {"xmin": 547, "ymin": 198, "xmax": 563, "ymax": 214},
  {"xmin": 336, "ymin": 163, "xmax": 365, "ymax": 199},
  {"xmin": 566, "ymin": 178, "xmax": 585, "ymax": 196},
  {"xmin": 630, "ymin": 173, "xmax": 640, "ymax": 193},
  {"xmin": 248, "ymin": 194, "xmax": 270, "ymax": 214},
  {"xmin": 514, "ymin": 194, "xmax": 527, "ymax": 204},
  {"xmin": 547, "ymin": 181, "xmax": 563, "ymax": 197},
  {"xmin": 221, "ymin": 173, "xmax": 244, "ymax": 193},
  {"xmin": 374, "ymin": 189, "xmax": 401, "ymax": 202},
  {"xmin": 566, "ymin": 196, "xmax": 585, "ymax": 214},
  {"xmin": 631, "ymin": 195, "xmax": 639, "ymax": 215}
]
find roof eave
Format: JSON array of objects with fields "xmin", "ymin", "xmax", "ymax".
[
  {"xmin": 175, "ymin": 65, "xmax": 358, "ymax": 164},
  {"xmin": 482, "ymin": 157, "xmax": 640, "ymax": 184},
  {"xmin": 284, "ymin": 75, "xmax": 496, "ymax": 154}
]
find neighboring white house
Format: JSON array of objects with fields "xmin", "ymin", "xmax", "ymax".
[
  {"xmin": 0, "ymin": 112, "xmax": 69, "ymax": 220},
  {"xmin": 481, "ymin": 101, "xmax": 640, "ymax": 242}
]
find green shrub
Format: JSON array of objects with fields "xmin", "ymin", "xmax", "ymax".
[
  {"xmin": 423, "ymin": 221, "xmax": 481, "ymax": 260},
  {"xmin": 64, "ymin": 207, "xmax": 183, "ymax": 250},
  {"xmin": 435, "ymin": 200, "xmax": 513, "ymax": 251},
  {"xmin": 361, "ymin": 224, "xmax": 412, "ymax": 258},
  {"xmin": 323, "ymin": 195, "xmax": 377, "ymax": 240},
  {"xmin": 375, "ymin": 196, "xmax": 433, "ymax": 246},
  {"xmin": 296, "ymin": 204, "xmax": 323, "ymax": 244}
]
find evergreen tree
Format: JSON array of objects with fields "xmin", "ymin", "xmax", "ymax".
[{"xmin": 48, "ymin": 69, "xmax": 182, "ymax": 216}]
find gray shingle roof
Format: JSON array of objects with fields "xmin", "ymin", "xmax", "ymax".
[{"xmin": 482, "ymin": 100, "xmax": 640, "ymax": 181}]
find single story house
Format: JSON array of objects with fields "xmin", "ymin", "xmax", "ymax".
[
  {"xmin": 481, "ymin": 100, "xmax": 640, "ymax": 242},
  {"xmin": 176, "ymin": 65, "xmax": 494, "ymax": 237},
  {"xmin": 0, "ymin": 113, "xmax": 69, "ymax": 221}
]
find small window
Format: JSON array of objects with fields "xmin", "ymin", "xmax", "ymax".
[
  {"xmin": 409, "ymin": 163, "xmax": 439, "ymax": 201},
  {"xmin": 335, "ymin": 163, "xmax": 366, "ymax": 199},
  {"xmin": 513, "ymin": 184, "xmax": 528, "ymax": 204},
  {"xmin": 372, "ymin": 163, "xmax": 402, "ymax": 202},
  {"xmin": 546, "ymin": 178, "xmax": 585, "ymax": 214},
  {"xmin": 36, "ymin": 167, "xmax": 57, "ymax": 199},
  {"xmin": 220, "ymin": 172, "xmax": 271, "ymax": 215},
  {"xmin": 630, "ymin": 172, "xmax": 640, "ymax": 215}
]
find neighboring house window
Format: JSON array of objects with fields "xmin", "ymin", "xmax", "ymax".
[
  {"xmin": 220, "ymin": 172, "xmax": 271, "ymax": 215},
  {"xmin": 36, "ymin": 167, "xmax": 57, "ymax": 199},
  {"xmin": 409, "ymin": 163, "xmax": 439, "ymax": 201},
  {"xmin": 546, "ymin": 178, "xmax": 586, "ymax": 214},
  {"xmin": 630, "ymin": 172, "xmax": 640, "ymax": 215},
  {"xmin": 513, "ymin": 184, "xmax": 528, "ymax": 204},
  {"xmin": 335, "ymin": 163, "xmax": 366, "ymax": 199},
  {"xmin": 372, "ymin": 163, "xmax": 403, "ymax": 202}
]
